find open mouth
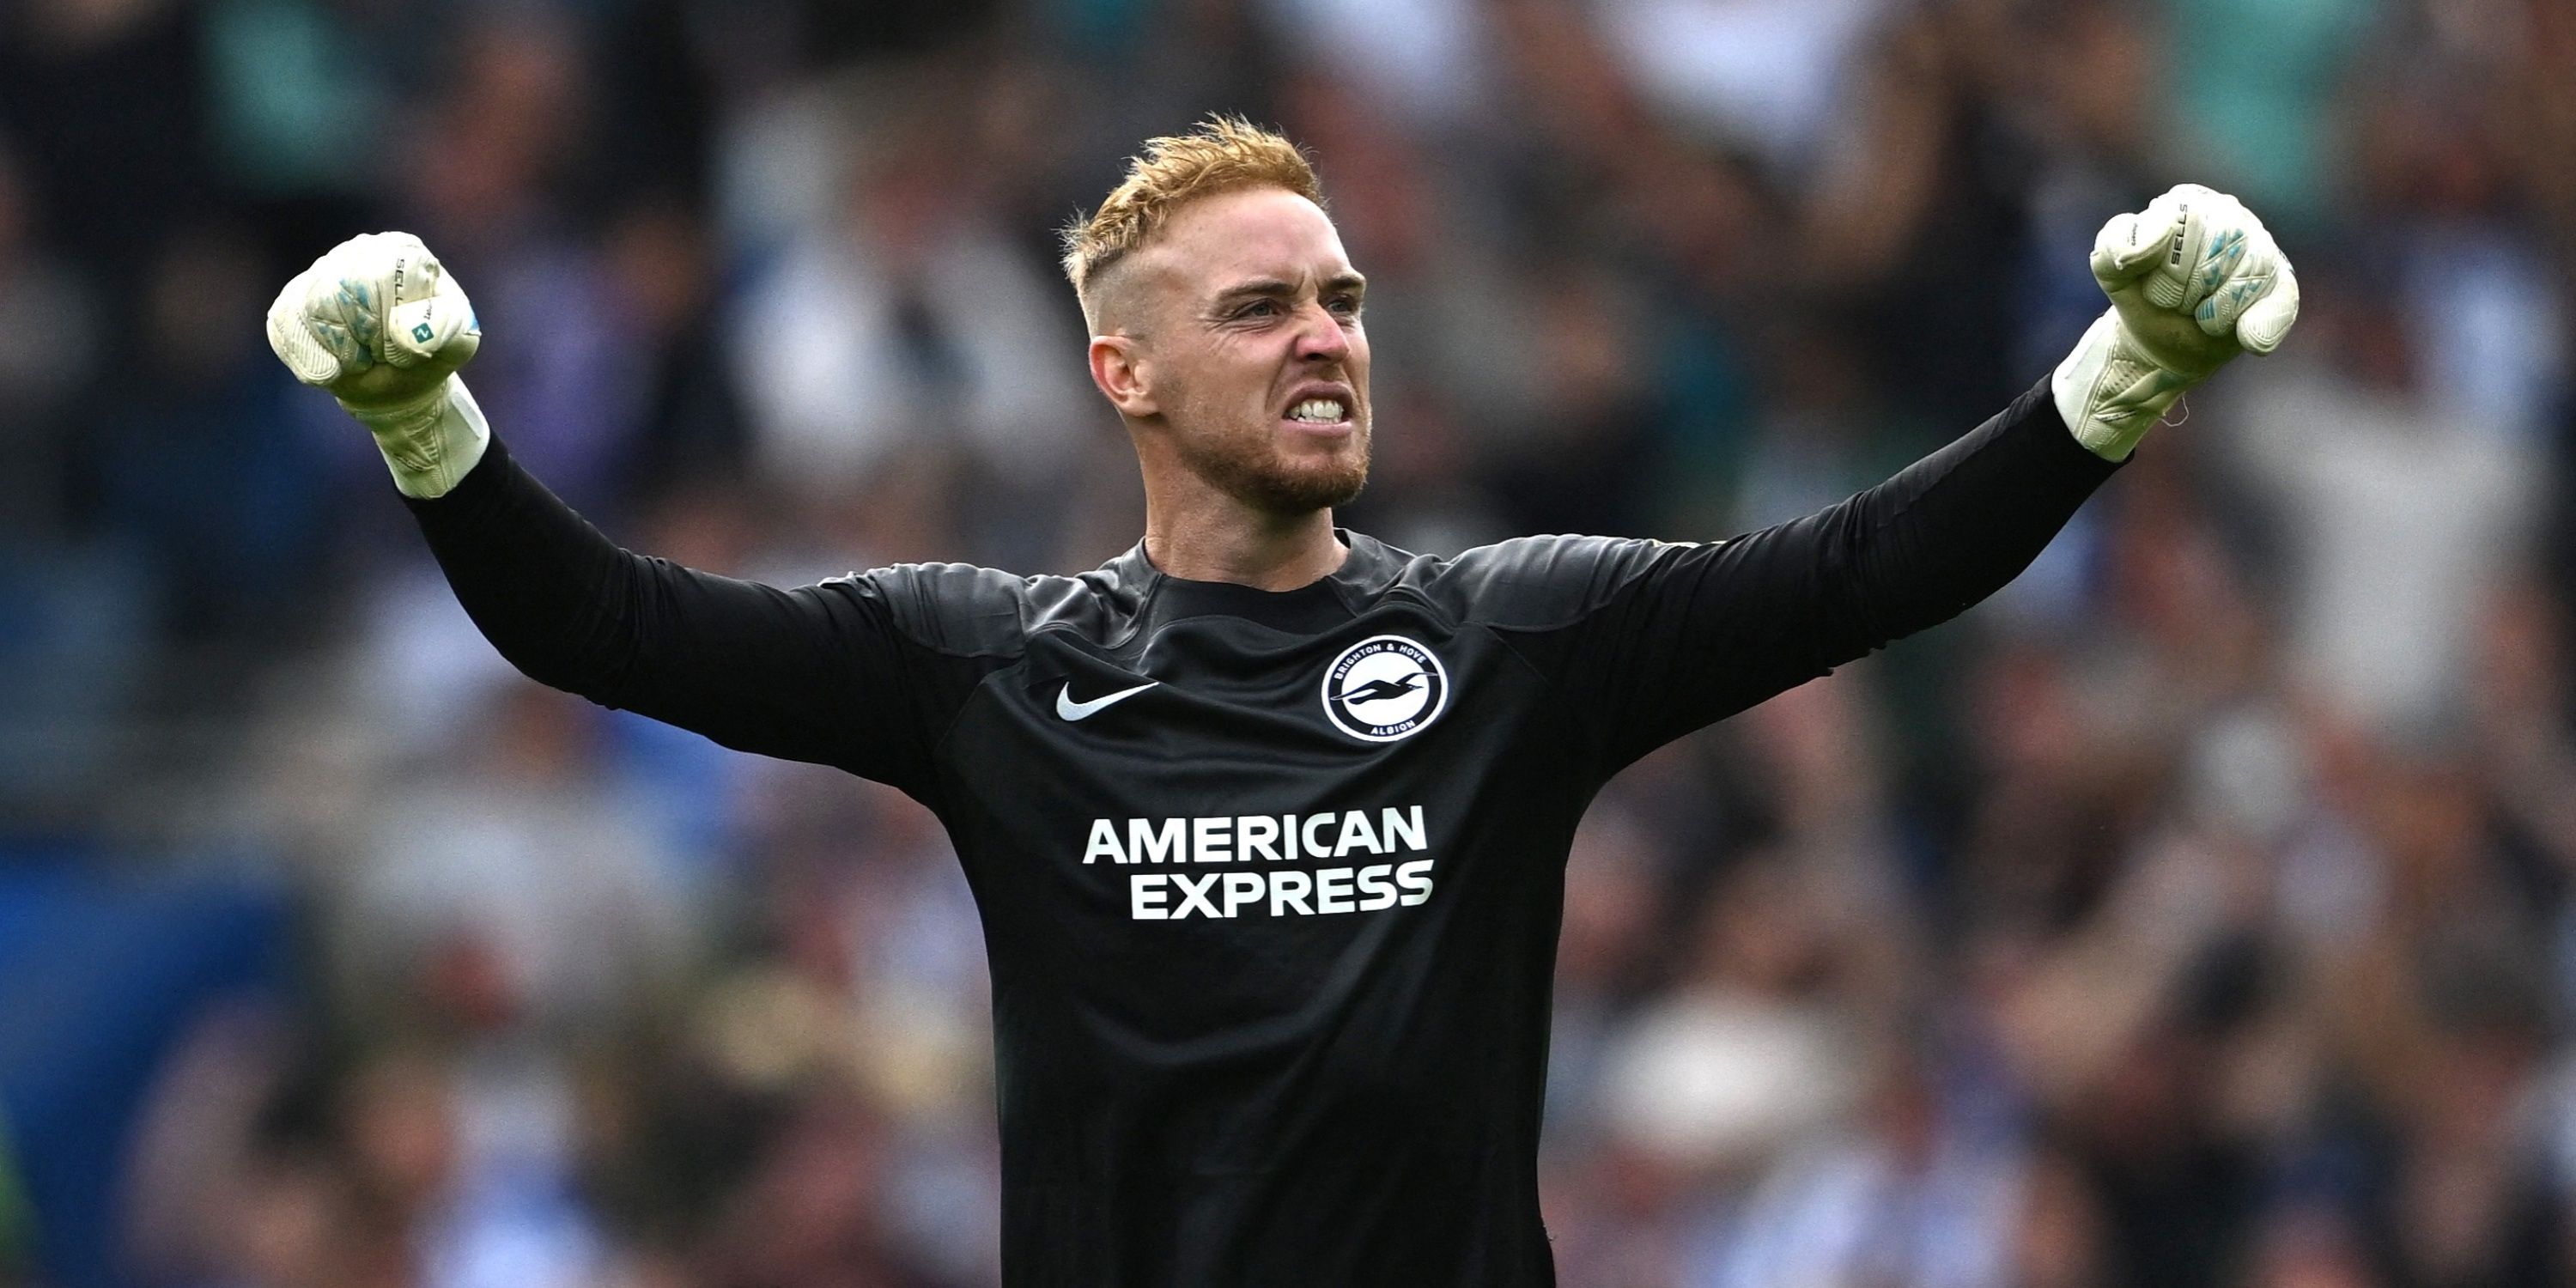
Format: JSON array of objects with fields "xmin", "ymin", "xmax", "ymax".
[{"xmin": 1282, "ymin": 391, "xmax": 1354, "ymax": 428}]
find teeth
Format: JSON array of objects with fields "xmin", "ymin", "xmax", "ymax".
[{"xmin": 1289, "ymin": 398, "xmax": 1346, "ymax": 423}]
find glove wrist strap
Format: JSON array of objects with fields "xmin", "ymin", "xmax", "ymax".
[
  {"xmin": 344, "ymin": 374, "xmax": 489, "ymax": 499},
  {"xmin": 2053, "ymin": 310, "xmax": 2201, "ymax": 462}
]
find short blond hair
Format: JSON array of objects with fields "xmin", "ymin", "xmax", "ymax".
[{"xmin": 1061, "ymin": 117, "xmax": 1325, "ymax": 320}]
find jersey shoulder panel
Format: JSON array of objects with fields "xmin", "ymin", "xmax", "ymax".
[
  {"xmin": 1401, "ymin": 533, "xmax": 1701, "ymax": 632},
  {"xmin": 823, "ymin": 559, "xmax": 1147, "ymax": 659}
]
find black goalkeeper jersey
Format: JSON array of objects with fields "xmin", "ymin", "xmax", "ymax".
[{"xmin": 406, "ymin": 378, "xmax": 2117, "ymax": 1285}]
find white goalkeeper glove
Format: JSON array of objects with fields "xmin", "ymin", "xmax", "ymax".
[
  {"xmin": 266, "ymin": 231, "xmax": 489, "ymax": 498},
  {"xmin": 2054, "ymin": 183, "xmax": 2300, "ymax": 460}
]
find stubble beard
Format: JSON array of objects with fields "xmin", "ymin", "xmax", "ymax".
[{"xmin": 1172, "ymin": 405, "xmax": 1371, "ymax": 517}]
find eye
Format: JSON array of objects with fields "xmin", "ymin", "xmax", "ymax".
[
  {"xmin": 1235, "ymin": 300, "xmax": 1279, "ymax": 319},
  {"xmin": 1327, "ymin": 294, "xmax": 1361, "ymax": 315}
]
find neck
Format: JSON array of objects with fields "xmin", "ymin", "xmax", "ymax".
[{"xmin": 1143, "ymin": 494, "xmax": 1346, "ymax": 591}]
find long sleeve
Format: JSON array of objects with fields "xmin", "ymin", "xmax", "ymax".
[
  {"xmin": 403, "ymin": 437, "xmax": 954, "ymax": 794},
  {"xmin": 1473, "ymin": 377, "xmax": 2121, "ymax": 770}
]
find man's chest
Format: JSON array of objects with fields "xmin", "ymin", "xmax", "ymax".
[{"xmin": 929, "ymin": 605, "xmax": 1558, "ymax": 926}]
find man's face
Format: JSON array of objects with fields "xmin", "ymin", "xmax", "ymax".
[{"xmin": 1109, "ymin": 186, "xmax": 1372, "ymax": 515}]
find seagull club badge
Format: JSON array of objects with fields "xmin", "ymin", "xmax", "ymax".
[{"xmin": 1321, "ymin": 635, "xmax": 1449, "ymax": 743}]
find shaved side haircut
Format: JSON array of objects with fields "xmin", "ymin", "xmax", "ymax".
[{"xmin": 1060, "ymin": 116, "xmax": 1327, "ymax": 331}]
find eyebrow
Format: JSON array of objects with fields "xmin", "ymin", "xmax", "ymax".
[{"xmin": 1208, "ymin": 271, "xmax": 1368, "ymax": 310}]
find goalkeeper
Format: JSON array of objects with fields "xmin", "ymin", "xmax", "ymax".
[{"xmin": 269, "ymin": 120, "xmax": 2293, "ymax": 1287}]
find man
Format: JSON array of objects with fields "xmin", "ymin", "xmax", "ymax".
[{"xmin": 267, "ymin": 118, "xmax": 2295, "ymax": 1285}]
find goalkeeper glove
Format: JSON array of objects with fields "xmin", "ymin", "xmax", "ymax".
[
  {"xmin": 266, "ymin": 231, "xmax": 489, "ymax": 498},
  {"xmin": 2054, "ymin": 183, "xmax": 2300, "ymax": 460}
]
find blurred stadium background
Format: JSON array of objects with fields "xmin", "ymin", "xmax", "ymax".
[{"xmin": 3, "ymin": 0, "xmax": 2574, "ymax": 1284}]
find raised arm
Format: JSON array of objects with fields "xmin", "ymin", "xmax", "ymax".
[
  {"xmin": 1537, "ymin": 380, "xmax": 2107, "ymax": 765},
  {"xmin": 1537, "ymin": 185, "xmax": 2299, "ymax": 767},
  {"xmin": 266, "ymin": 234, "xmax": 951, "ymax": 791},
  {"xmin": 404, "ymin": 438, "xmax": 939, "ymax": 781}
]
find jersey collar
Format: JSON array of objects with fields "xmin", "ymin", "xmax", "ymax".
[{"xmin": 1108, "ymin": 530, "xmax": 1413, "ymax": 633}]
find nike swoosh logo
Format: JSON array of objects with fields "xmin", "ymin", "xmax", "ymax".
[{"xmin": 1056, "ymin": 680, "xmax": 1158, "ymax": 721}]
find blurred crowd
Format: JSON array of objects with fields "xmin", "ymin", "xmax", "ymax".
[{"xmin": 3, "ymin": 0, "xmax": 2576, "ymax": 1285}]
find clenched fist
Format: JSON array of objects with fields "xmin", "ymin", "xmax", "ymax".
[
  {"xmin": 2053, "ymin": 184, "xmax": 2300, "ymax": 460},
  {"xmin": 266, "ymin": 232, "xmax": 491, "ymax": 497}
]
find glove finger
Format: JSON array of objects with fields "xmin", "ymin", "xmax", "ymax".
[
  {"xmin": 381, "ymin": 232, "xmax": 440, "ymax": 309},
  {"xmin": 319, "ymin": 274, "xmax": 383, "ymax": 369},
  {"xmin": 2142, "ymin": 187, "xmax": 2230, "ymax": 312},
  {"xmin": 2191, "ymin": 228, "xmax": 2275, "ymax": 337},
  {"xmin": 293, "ymin": 267, "xmax": 380, "ymax": 378},
  {"xmin": 2092, "ymin": 210, "xmax": 2177, "ymax": 289},
  {"xmin": 386, "ymin": 270, "xmax": 480, "ymax": 369},
  {"xmin": 266, "ymin": 272, "xmax": 344, "ymax": 386},
  {"xmin": 2234, "ymin": 259, "xmax": 2300, "ymax": 355},
  {"xmin": 2200, "ymin": 191, "xmax": 2261, "ymax": 279},
  {"xmin": 441, "ymin": 270, "xmax": 483, "ymax": 366}
]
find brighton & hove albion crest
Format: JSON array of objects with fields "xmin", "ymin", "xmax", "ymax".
[{"xmin": 1321, "ymin": 635, "xmax": 1449, "ymax": 743}]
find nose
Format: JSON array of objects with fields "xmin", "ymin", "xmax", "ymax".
[{"xmin": 1292, "ymin": 302, "xmax": 1351, "ymax": 364}]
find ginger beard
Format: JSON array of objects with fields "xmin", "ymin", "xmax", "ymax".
[{"xmin": 1158, "ymin": 363, "xmax": 1371, "ymax": 516}]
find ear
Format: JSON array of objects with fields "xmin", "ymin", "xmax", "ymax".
[{"xmin": 1089, "ymin": 334, "xmax": 1159, "ymax": 419}]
